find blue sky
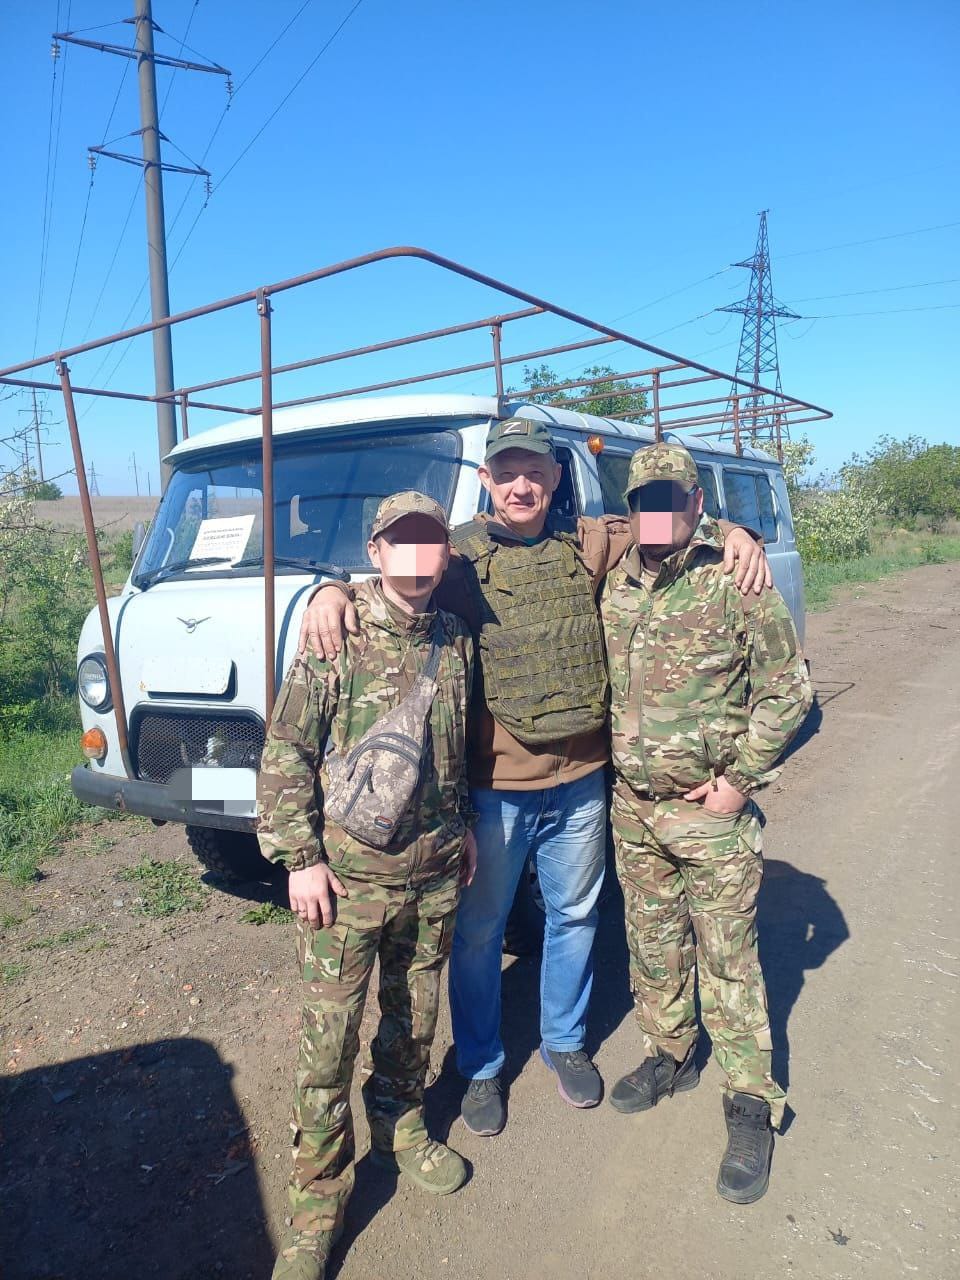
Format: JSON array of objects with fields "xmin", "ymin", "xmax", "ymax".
[{"xmin": 1, "ymin": 0, "xmax": 957, "ymax": 494}]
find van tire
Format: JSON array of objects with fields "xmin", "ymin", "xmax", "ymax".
[
  {"xmin": 503, "ymin": 857, "xmax": 545, "ymax": 956},
  {"xmin": 185, "ymin": 825, "xmax": 273, "ymax": 883}
]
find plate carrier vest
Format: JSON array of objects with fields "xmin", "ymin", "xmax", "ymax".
[{"xmin": 452, "ymin": 520, "xmax": 609, "ymax": 746}]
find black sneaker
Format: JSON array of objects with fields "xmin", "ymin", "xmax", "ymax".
[
  {"xmin": 717, "ymin": 1092, "xmax": 774, "ymax": 1204},
  {"xmin": 539, "ymin": 1045, "xmax": 603, "ymax": 1108},
  {"xmin": 609, "ymin": 1047, "xmax": 699, "ymax": 1114},
  {"xmin": 461, "ymin": 1075, "xmax": 506, "ymax": 1136}
]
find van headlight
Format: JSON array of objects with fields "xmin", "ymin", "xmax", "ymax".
[{"xmin": 78, "ymin": 654, "xmax": 112, "ymax": 712}]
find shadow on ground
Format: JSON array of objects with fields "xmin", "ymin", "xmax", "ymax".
[
  {"xmin": 1, "ymin": 1038, "xmax": 274, "ymax": 1280},
  {"xmin": 758, "ymin": 857, "xmax": 849, "ymax": 1092}
]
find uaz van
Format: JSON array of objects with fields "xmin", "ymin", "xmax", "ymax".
[{"xmin": 72, "ymin": 393, "xmax": 804, "ymax": 939}]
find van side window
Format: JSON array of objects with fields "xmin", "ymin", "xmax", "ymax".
[
  {"xmin": 722, "ymin": 470, "xmax": 778, "ymax": 544},
  {"xmin": 596, "ymin": 452, "xmax": 631, "ymax": 515},
  {"xmin": 695, "ymin": 465, "xmax": 720, "ymax": 519},
  {"xmin": 549, "ymin": 447, "xmax": 581, "ymax": 531}
]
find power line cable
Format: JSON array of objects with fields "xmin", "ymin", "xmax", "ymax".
[
  {"xmin": 33, "ymin": 2, "xmax": 65, "ymax": 357},
  {"xmin": 779, "ymin": 219, "xmax": 960, "ymax": 260},
  {"xmin": 796, "ymin": 301, "xmax": 960, "ymax": 319},
  {"xmin": 212, "ymin": 0, "xmax": 365, "ymax": 194},
  {"xmin": 85, "ymin": 0, "xmax": 364, "ymax": 401},
  {"xmin": 784, "ymin": 275, "xmax": 960, "ymax": 305}
]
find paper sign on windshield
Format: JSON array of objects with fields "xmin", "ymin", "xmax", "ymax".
[{"xmin": 189, "ymin": 514, "xmax": 256, "ymax": 566}]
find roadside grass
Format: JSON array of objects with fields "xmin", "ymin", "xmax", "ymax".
[
  {"xmin": 117, "ymin": 858, "xmax": 209, "ymax": 919},
  {"xmin": 0, "ymin": 716, "xmax": 134, "ymax": 885},
  {"xmin": 804, "ymin": 530, "xmax": 960, "ymax": 610},
  {"xmin": 25, "ymin": 924, "xmax": 98, "ymax": 952},
  {"xmin": 241, "ymin": 901, "xmax": 293, "ymax": 926}
]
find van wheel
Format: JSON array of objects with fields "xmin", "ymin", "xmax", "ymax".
[
  {"xmin": 503, "ymin": 857, "xmax": 545, "ymax": 956},
  {"xmin": 185, "ymin": 826, "xmax": 273, "ymax": 883}
]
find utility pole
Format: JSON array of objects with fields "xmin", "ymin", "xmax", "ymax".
[
  {"xmin": 133, "ymin": 0, "xmax": 176, "ymax": 490},
  {"xmin": 130, "ymin": 451, "xmax": 140, "ymax": 495},
  {"xmin": 31, "ymin": 391, "xmax": 46, "ymax": 482},
  {"xmin": 87, "ymin": 463, "xmax": 101, "ymax": 497},
  {"xmin": 54, "ymin": 7, "xmax": 230, "ymax": 491}
]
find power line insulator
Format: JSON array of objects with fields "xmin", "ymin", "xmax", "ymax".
[
  {"xmin": 204, "ymin": 174, "xmax": 213, "ymax": 199},
  {"xmin": 88, "ymin": 152, "xmax": 98, "ymax": 173},
  {"xmin": 225, "ymin": 76, "xmax": 234, "ymax": 100},
  {"xmin": 50, "ymin": 39, "xmax": 61, "ymax": 59}
]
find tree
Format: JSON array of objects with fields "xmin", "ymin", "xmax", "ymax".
[
  {"xmin": 508, "ymin": 363, "xmax": 648, "ymax": 421},
  {"xmin": 843, "ymin": 435, "xmax": 960, "ymax": 531}
]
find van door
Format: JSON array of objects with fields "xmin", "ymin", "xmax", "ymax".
[{"xmin": 719, "ymin": 464, "xmax": 804, "ymax": 639}]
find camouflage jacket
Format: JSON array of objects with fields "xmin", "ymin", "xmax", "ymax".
[
  {"xmin": 257, "ymin": 579, "xmax": 474, "ymax": 887},
  {"xmin": 600, "ymin": 516, "xmax": 813, "ymax": 799}
]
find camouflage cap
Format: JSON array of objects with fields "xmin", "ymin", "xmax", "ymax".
[
  {"xmin": 485, "ymin": 417, "xmax": 556, "ymax": 461},
  {"xmin": 370, "ymin": 490, "xmax": 449, "ymax": 539},
  {"xmin": 624, "ymin": 442, "xmax": 699, "ymax": 496}
]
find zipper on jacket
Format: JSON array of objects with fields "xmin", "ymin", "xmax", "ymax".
[{"xmin": 633, "ymin": 588, "xmax": 657, "ymax": 798}]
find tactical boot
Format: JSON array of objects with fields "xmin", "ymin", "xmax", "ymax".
[
  {"xmin": 540, "ymin": 1045, "xmax": 603, "ymax": 1108},
  {"xmin": 609, "ymin": 1047, "xmax": 699, "ymax": 1114},
  {"xmin": 461, "ymin": 1075, "xmax": 506, "ymax": 1136},
  {"xmin": 271, "ymin": 1224, "xmax": 342, "ymax": 1280},
  {"xmin": 371, "ymin": 1138, "xmax": 467, "ymax": 1195},
  {"xmin": 717, "ymin": 1092, "xmax": 774, "ymax": 1204}
]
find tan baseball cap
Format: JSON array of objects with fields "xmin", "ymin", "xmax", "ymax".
[
  {"xmin": 370, "ymin": 490, "xmax": 449, "ymax": 539},
  {"xmin": 624, "ymin": 442, "xmax": 699, "ymax": 497}
]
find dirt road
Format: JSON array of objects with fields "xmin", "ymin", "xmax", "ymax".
[{"xmin": 2, "ymin": 563, "xmax": 958, "ymax": 1280}]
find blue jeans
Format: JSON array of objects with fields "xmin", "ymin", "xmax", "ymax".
[{"xmin": 449, "ymin": 769, "xmax": 608, "ymax": 1079}]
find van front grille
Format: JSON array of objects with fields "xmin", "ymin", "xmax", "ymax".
[{"xmin": 132, "ymin": 710, "xmax": 265, "ymax": 784}]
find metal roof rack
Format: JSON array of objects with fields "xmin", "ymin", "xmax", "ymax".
[{"xmin": 0, "ymin": 245, "xmax": 831, "ymax": 754}]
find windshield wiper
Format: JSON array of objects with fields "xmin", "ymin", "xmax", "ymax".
[
  {"xmin": 133, "ymin": 556, "xmax": 233, "ymax": 590},
  {"xmin": 233, "ymin": 555, "xmax": 349, "ymax": 581}
]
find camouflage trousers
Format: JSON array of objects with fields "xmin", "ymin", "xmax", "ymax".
[
  {"xmin": 611, "ymin": 783, "xmax": 786, "ymax": 1128},
  {"xmin": 286, "ymin": 872, "xmax": 459, "ymax": 1237}
]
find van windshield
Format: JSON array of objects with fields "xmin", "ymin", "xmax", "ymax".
[{"xmin": 134, "ymin": 425, "xmax": 463, "ymax": 584}]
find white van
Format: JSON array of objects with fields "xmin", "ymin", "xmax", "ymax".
[{"xmin": 71, "ymin": 392, "xmax": 804, "ymax": 882}]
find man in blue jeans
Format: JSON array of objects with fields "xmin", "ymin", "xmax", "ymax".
[{"xmin": 300, "ymin": 418, "xmax": 768, "ymax": 1136}]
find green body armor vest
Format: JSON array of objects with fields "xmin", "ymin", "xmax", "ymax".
[{"xmin": 452, "ymin": 521, "xmax": 609, "ymax": 746}]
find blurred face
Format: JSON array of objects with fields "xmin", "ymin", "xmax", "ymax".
[
  {"xmin": 628, "ymin": 481, "xmax": 703, "ymax": 560},
  {"xmin": 368, "ymin": 514, "xmax": 450, "ymax": 603},
  {"xmin": 478, "ymin": 448, "xmax": 562, "ymax": 536}
]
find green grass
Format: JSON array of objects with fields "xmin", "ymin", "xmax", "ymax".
[
  {"xmin": 240, "ymin": 901, "xmax": 294, "ymax": 926},
  {"xmin": 0, "ymin": 716, "xmax": 135, "ymax": 885},
  {"xmin": 25, "ymin": 924, "xmax": 98, "ymax": 952},
  {"xmin": 1, "ymin": 961, "xmax": 27, "ymax": 984},
  {"xmin": 117, "ymin": 858, "xmax": 209, "ymax": 919},
  {"xmin": 804, "ymin": 532, "xmax": 960, "ymax": 610}
]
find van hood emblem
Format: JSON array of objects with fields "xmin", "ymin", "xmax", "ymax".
[{"xmin": 177, "ymin": 616, "xmax": 211, "ymax": 634}]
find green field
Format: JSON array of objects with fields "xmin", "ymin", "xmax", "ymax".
[{"xmin": 803, "ymin": 530, "xmax": 960, "ymax": 609}]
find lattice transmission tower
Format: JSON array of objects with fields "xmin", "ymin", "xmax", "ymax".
[{"xmin": 719, "ymin": 210, "xmax": 798, "ymax": 447}]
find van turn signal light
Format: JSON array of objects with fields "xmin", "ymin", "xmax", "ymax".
[
  {"xmin": 81, "ymin": 727, "xmax": 108, "ymax": 760},
  {"xmin": 587, "ymin": 434, "xmax": 604, "ymax": 455}
]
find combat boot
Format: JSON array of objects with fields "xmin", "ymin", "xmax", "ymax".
[
  {"xmin": 371, "ymin": 1137, "xmax": 467, "ymax": 1195},
  {"xmin": 608, "ymin": 1047, "xmax": 698, "ymax": 1113},
  {"xmin": 271, "ymin": 1223, "xmax": 342, "ymax": 1280},
  {"xmin": 716, "ymin": 1092, "xmax": 774, "ymax": 1204}
]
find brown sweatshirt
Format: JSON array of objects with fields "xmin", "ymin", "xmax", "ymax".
[{"xmin": 313, "ymin": 514, "xmax": 753, "ymax": 792}]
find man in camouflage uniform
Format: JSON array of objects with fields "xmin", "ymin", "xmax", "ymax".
[
  {"xmin": 601, "ymin": 442, "xmax": 812, "ymax": 1204},
  {"xmin": 258, "ymin": 492, "xmax": 476, "ymax": 1280},
  {"xmin": 299, "ymin": 419, "xmax": 769, "ymax": 1136}
]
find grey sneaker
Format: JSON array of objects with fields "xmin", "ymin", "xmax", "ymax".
[
  {"xmin": 540, "ymin": 1045, "xmax": 602, "ymax": 1108},
  {"xmin": 461, "ymin": 1074, "xmax": 506, "ymax": 1136}
]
